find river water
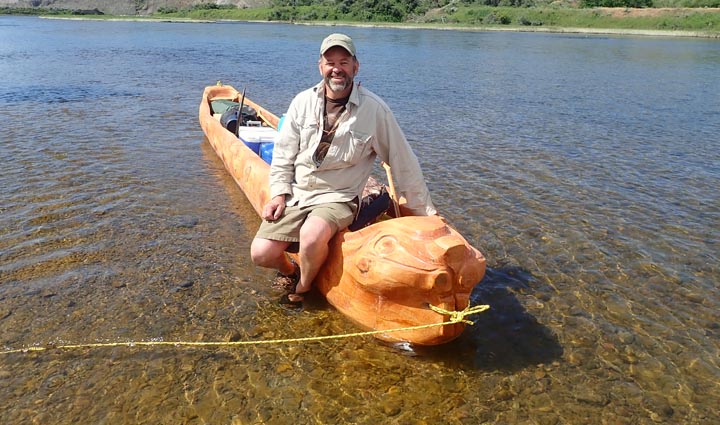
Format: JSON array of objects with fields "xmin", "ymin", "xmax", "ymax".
[{"xmin": 1, "ymin": 15, "xmax": 718, "ymax": 424}]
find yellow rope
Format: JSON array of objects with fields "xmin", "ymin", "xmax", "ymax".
[
  {"xmin": 428, "ymin": 303, "xmax": 490, "ymax": 325},
  {"xmin": 0, "ymin": 303, "xmax": 489, "ymax": 355}
]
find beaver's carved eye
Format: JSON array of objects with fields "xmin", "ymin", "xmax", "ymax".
[
  {"xmin": 357, "ymin": 257, "xmax": 370, "ymax": 273},
  {"xmin": 374, "ymin": 235, "xmax": 398, "ymax": 256}
]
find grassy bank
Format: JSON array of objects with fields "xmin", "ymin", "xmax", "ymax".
[
  {"xmin": 3, "ymin": 5, "xmax": 719, "ymax": 37},
  {"xmin": 155, "ymin": 5, "xmax": 720, "ymax": 36},
  {"xmin": 439, "ymin": 6, "xmax": 720, "ymax": 31}
]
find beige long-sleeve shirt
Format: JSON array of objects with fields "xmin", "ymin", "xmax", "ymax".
[{"xmin": 269, "ymin": 81, "xmax": 436, "ymax": 216}]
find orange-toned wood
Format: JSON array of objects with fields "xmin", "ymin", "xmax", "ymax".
[{"xmin": 200, "ymin": 84, "xmax": 486, "ymax": 345}]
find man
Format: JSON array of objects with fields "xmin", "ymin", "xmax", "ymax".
[{"xmin": 250, "ymin": 33, "xmax": 436, "ymax": 306}]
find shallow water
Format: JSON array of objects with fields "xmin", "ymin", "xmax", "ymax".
[{"xmin": 1, "ymin": 16, "xmax": 719, "ymax": 424}]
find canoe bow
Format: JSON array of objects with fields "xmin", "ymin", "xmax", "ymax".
[{"xmin": 200, "ymin": 84, "xmax": 486, "ymax": 345}]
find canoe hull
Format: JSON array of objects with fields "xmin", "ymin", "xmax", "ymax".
[{"xmin": 200, "ymin": 85, "xmax": 486, "ymax": 345}]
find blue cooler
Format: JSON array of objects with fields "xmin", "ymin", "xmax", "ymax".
[
  {"xmin": 242, "ymin": 139, "xmax": 262, "ymax": 154},
  {"xmin": 237, "ymin": 126, "xmax": 277, "ymax": 155},
  {"xmin": 260, "ymin": 142, "xmax": 274, "ymax": 164}
]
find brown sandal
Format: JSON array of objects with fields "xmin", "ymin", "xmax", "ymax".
[
  {"xmin": 272, "ymin": 258, "xmax": 300, "ymax": 292},
  {"xmin": 274, "ymin": 259, "xmax": 303, "ymax": 308}
]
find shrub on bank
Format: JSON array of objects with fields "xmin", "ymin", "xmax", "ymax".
[
  {"xmin": 191, "ymin": 3, "xmax": 238, "ymax": 11},
  {"xmin": 581, "ymin": 0, "xmax": 653, "ymax": 7}
]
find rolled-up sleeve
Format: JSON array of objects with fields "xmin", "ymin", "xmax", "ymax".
[{"xmin": 374, "ymin": 105, "xmax": 437, "ymax": 216}]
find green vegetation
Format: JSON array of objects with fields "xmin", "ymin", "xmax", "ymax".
[
  {"xmin": 148, "ymin": 1, "xmax": 719, "ymax": 34},
  {"xmin": 2, "ymin": 1, "xmax": 719, "ymax": 36},
  {"xmin": 442, "ymin": 6, "xmax": 720, "ymax": 31},
  {"xmin": 581, "ymin": 0, "xmax": 652, "ymax": 7},
  {"xmin": 0, "ymin": 6, "xmax": 103, "ymax": 16}
]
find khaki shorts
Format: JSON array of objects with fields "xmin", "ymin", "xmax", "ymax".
[{"xmin": 255, "ymin": 201, "xmax": 357, "ymax": 243}]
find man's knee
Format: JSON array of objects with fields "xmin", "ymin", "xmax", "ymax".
[
  {"xmin": 250, "ymin": 238, "xmax": 284, "ymax": 266},
  {"xmin": 249, "ymin": 238, "xmax": 266, "ymax": 266},
  {"xmin": 299, "ymin": 217, "xmax": 334, "ymax": 248}
]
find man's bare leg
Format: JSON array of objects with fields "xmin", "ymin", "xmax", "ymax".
[{"xmin": 293, "ymin": 216, "xmax": 334, "ymax": 297}]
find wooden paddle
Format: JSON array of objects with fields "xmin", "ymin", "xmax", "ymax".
[
  {"xmin": 382, "ymin": 162, "xmax": 402, "ymax": 217},
  {"xmin": 236, "ymin": 86, "xmax": 246, "ymax": 138}
]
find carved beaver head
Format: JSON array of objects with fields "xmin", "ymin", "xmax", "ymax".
[{"xmin": 338, "ymin": 215, "xmax": 486, "ymax": 344}]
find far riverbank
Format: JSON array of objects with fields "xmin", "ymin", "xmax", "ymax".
[
  {"xmin": 292, "ymin": 19, "xmax": 720, "ymax": 39},
  {"xmin": 6, "ymin": 5, "xmax": 720, "ymax": 39},
  {"xmin": 34, "ymin": 13, "xmax": 720, "ymax": 39},
  {"xmin": 154, "ymin": 5, "xmax": 720, "ymax": 38}
]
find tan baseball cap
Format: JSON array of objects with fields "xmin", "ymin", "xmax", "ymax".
[{"xmin": 320, "ymin": 33, "xmax": 356, "ymax": 57}]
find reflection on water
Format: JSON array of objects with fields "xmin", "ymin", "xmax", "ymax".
[{"xmin": 1, "ymin": 16, "xmax": 719, "ymax": 424}]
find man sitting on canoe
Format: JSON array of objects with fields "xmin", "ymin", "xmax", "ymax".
[{"xmin": 250, "ymin": 33, "xmax": 437, "ymax": 307}]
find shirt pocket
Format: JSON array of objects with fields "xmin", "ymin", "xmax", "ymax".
[
  {"xmin": 299, "ymin": 117, "xmax": 318, "ymax": 151},
  {"xmin": 336, "ymin": 130, "xmax": 372, "ymax": 164}
]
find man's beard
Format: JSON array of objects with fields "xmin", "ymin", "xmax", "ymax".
[{"xmin": 325, "ymin": 73, "xmax": 353, "ymax": 93}]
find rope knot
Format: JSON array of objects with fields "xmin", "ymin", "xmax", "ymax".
[{"xmin": 429, "ymin": 303, "xmax": 490, "ymax": 325}]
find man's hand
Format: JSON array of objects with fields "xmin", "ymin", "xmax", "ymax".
[{"xmin": 261, "ymin": 195, "xmax": 286, "ymax": 221}]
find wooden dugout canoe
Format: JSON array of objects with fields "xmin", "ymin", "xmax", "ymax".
[{"xmin": 199, "ymin": 84, "xmax": 486, "ymax": 345}]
